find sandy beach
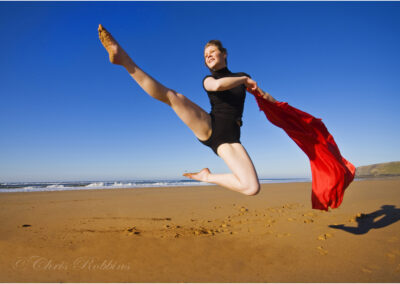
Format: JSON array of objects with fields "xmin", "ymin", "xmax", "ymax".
[{"xmin": 0, "ymin": 178, "xmax": 399, "ymax": 282}]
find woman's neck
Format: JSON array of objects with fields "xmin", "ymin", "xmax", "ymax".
[{"xmin": 211, "ymin": 66, "xmax": 230, "ymax": 76}]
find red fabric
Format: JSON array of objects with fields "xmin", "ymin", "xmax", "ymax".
[{"xmin": 249, "ymin": 89, "xmax": 355, "ymax": 210}]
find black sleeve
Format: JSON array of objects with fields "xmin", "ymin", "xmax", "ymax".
[{"xmin": 238, "ymin": 72, "xmax": 251, "ymax": 79}]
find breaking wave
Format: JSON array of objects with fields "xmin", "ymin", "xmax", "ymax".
[{"xmin": 0, "ymin": 178, "xmax": 310, "ymax": 193}]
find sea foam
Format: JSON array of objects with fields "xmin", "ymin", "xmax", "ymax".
[{"xmin": 0, "ymin": 178, "xmax": 310, "ymax": 193}]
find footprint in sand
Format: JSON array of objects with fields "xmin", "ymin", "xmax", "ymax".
[
  {"xmin": 265, "ymin": 219, "xmax": 276, "ymax": 227},
  {"xmin": 193, "ymin": 228, "xmax": 215, "ymax": 236},
  {"xmin": 225, "ymin": 216, "xmax": 232, "ymax": 223},
  {"xmin": 349, "ymin": 212, "xmax": 368, "ymax": 223},
  {"xmin": 362, "ymin": 267, "xmax": 372, "ymax": 273},
  {"xmin": 220, "ymin": 223, "xmax": 230, "ymax": 228},
  {"xmin": 386, "ymin": 249, "xmax": 400, "ymax": 261},
  {"xmin": 238, "ymin": 207, "xmax": 249, "ymax": 216},
  {"xmin": 317, "ymin": 233, "xmax": 333, "ymax": 241},
  {"xmin": 126, "ymin": 226, "xmax": 141, "ymax": 236},
  {"xmin": 317, "ymin": 246, "xmax": 328, "ymax": 255},
  {"xmin": 151, "ymin": 217, "xmax": 171, "ymax": 221},
  {"xmin": 387, "ymin": 236, "xmax": 399, "ymax": 243},
  {"xmin": 348, "ymin": 217, "xmax": 356, "ymax": 223},
  {"xmin": 387, "ymin": 253, "xmax": 396, "ymax": 259},
  {"xmin": 301, "ymin": 212, "xmax": 319, "ymax": 222},
  {"xmin": 361, "ymin": 264, "xmax": 379, "ymax": 274},
  {"xmin": 282, "ymin": 203, "xmax": 302, "ymax": 210},
  {"xmin": 303, "ymin": 211, "xmax": 318, "ymax": 218}
]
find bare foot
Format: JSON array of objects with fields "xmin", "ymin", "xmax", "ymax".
[
  {"xmin": 183, "ymin": 168, "xmax": 211, "ymax": 182},
  {"xmin": 98, "ymin": 24, "xmax": 131, "ymax": 66}
]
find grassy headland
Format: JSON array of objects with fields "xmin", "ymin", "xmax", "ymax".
[{"xmin": 356, "ymin": 161, "xmax": 400, "ymax": 178}]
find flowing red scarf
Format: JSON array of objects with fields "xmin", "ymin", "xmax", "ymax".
[{"xmin": 249, "ymin": 89, "xmax": 355, "ymax": 210}]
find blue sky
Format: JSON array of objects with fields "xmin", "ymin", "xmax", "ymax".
[{"xmin": 1, "ymin": 1, "xmax": 399, "ymax": 182}]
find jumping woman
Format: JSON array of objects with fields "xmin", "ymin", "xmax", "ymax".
[{"xmin": 98, "ymin": 24, "xmax": 276, "ymax": 196}]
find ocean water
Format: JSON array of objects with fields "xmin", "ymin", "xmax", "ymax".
[{"xmin": 0, "ymin": 178, "xmax": 311, "ymax": 193}]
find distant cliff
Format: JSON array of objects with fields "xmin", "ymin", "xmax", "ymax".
[{"xmin": 356, "ymin": 161, "xmax": 400, "ymax": 178}]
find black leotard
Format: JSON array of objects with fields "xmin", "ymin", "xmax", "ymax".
[{"xmin": 198, "ymin": 67, "xmax": 250, "ymax": 155}]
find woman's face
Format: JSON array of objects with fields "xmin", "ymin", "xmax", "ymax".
[{"xmin": 204, "ymin": 44, "xmax": 226, "ymax": 70}]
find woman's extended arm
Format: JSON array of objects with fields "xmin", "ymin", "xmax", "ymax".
[
  {"xmin": 204, "ymin": 76, "xmax": 257, "ymax": 92},
  {"xmin": 255, "ymin": 87, "xmax": 277, "ymax": 103},
  {"xmin": 204, "ymin": 75, "xmax": 276, "ymax": 102}
]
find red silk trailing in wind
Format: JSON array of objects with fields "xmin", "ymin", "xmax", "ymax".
[{"xmin": 249, "ymin": 89, "xmax": 355, "ymax": 210}]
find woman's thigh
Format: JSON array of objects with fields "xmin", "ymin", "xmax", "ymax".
[
  {"xmin": 167, "ymin": 91, "xmax": 212, "ymax": 141},
  {"xmin": 217, "ymin": 143, "xmax": 260, "ymax": 188}
]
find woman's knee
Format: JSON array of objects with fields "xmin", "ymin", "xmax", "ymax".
[
  {"xmin": 242, "ymin": 181, "xmax": 261, "ymax": 196},
  {"xmin": 160, "ymin": 89, "xmax": 178, "ymax": 106},
  {"xmin": 166, "ymin": 89, "xmax": 184, "ymax": 106}
]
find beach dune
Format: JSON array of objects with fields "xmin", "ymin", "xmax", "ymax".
[{"xmin": 0, "ymin": 179, "xmax": 399, "ymax": 282}]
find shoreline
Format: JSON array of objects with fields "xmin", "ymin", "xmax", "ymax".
[
  {"xmin": 0, "ymin": 178, "xmax": 312, "ymax": 194},
  {"xmin": 1, "ymin": 178, "xmax": 399, "ymax": 282}
]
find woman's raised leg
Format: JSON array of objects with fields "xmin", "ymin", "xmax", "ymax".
[{"xmin": 98, "ymin": 24, "xmax": 211, "ymax": 141}]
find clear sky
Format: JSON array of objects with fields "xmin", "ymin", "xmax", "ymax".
[{"xmin": 1, "ymin": 1, "xmax": 399, "ymax": 182}]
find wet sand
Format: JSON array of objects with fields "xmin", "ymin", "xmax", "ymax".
[{"xmin": 0, "ymin": 178, "xmax": 399, "ymax": 282}]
